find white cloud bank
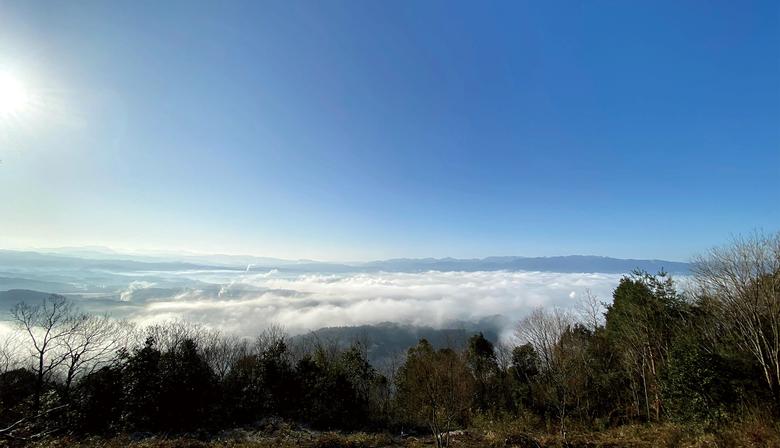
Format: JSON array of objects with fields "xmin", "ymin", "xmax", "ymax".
[{"xmin": 126, "ymin": 270, "xmax": 625, "ymax": 337}]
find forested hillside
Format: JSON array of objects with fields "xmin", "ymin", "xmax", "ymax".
[{"xmin": 0, "ymin": 233, "xmax": 778, "ymax": 447}]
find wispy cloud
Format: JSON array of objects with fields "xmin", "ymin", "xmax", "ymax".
[{"xmin": 119, "ymin": 280, "xmax": 155, "ymax": 302}]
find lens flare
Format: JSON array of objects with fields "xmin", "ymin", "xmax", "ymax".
[{"xmin": 0, "ymin": 72, "xmax": 31, "ymax": 119}]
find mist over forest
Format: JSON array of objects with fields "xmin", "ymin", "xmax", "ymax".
[
  {"xmin": 0, "ymin": 249, "xmax": 686, "ymax": 338},
  {"xmin": 1, "ymin": 0, "xmax": 778, "ymax": 445},
  {"xmin": 2, "ymin": 235, "xmax": 779, "ymax": 447}
]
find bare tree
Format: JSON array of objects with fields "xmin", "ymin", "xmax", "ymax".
[
  {"xmin": 60, "ymin": 315, "xmax": 130, "ymax": 398},
  {"xmin": 144, "ymin": 320, "xmax": 209, "ymax": 352},
  {"xmin": 254, "ymin": 324, "xmax": 289, "ymax": 355},
  {"xmin": 515, "ymin": 308, "xmax": 576, "ymax": 439},
  {"xmin": 201, "ymin": 331, "xmax": 249, "ymax": 380},
  {"xmin": 295, "ymin": 329, "xmax": 343, "ymax": 367},
  {"xmin": 143, "ymin": 321, "xmax": 257, "ymax": 379},
  {"xmin": 494, "ymin": 341, "xmax": 515, "ymax": 374},
  {"xmin": 692, "ymin": 231, "xmax": 780, "ymax": 402},
  {"xmin": 10, "ymin": 295, "xmax": 79, "ymax": 411},
  {"xmin": 578, "ymin": 289, "xmax": 605, "ymax": 331},
  {"xmin": 0, "ymin": 332, "xmax": 21, "ymax": 375},
  {"xmin": 515, "ymin": 308, "xmax": 573, "ymax": 371}
]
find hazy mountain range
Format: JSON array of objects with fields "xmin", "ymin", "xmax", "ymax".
[
  {"xmin": 0, "ymin": 248, "xmax": 688, "ymax": 307},
  {"xmin": 2, "ymin": 248, "xmax": 690, "ymax": 275},
  {"xmin": 0, "ymin": 248, "xmax": 687, "ymax": 342}
]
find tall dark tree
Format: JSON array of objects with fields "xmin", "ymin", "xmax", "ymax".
[
  {"xmin": 158, "ymin": 338, "xmax": 216, "ymax": 431},
  {"xmin": 0, "ymin": 368, "xmax": 37, "ymax": 427},
  {"xmin": 72, "ymin": 365, "xmax": 123, "ymax": 434},
  {"xmin": 466, "ymin": 333, "xmax": 499, "ymax": 412},
  {"xmin": 396, "ymin": 339, "xmax": 474, "ymax": 448},
  {"xmin": 604, "ymin": 271, "xmax": 685, "ymax": 421},
  {"xmin": 120, "ymin": 337, "xmax": 162, "ymax": 431}
]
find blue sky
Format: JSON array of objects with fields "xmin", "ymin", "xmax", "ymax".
[{"xmin": 0, "ymin": 0, "xmax": 777, "ymax": 261}]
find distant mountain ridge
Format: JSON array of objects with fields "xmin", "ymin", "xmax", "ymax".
[
  {"xmin": 360, "ymin": 255, "xmax": 689, "ymax": 274},
  {"xmin": 0, "ymin": 250, "xmax": 224, "ymax": 272},
  {"xmin": 0, "ymin": 249, "xmax": 690, "ymax": 274}
]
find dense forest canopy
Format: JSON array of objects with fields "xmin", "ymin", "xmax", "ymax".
[{"xmin": 0, "ymin": 232, "xmax": 778, "ymax": 447}]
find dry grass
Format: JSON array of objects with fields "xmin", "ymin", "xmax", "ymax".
[
  {"xmin": 6, "ymin": 417, "xmax": 780, "ymax": 448},
  {"xmin": 13, "ymin": 431, "xmax": 400, "ymax": 448},
  {"xmin": 471, "ymin": 412, "xmax": 780, "ymax": 448}
]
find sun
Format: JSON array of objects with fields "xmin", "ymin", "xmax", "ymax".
[{"xmin": 0, "ymin": 72, "xmax": 32, "ymax": 119}]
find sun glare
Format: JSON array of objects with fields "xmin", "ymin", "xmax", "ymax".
[{"xmin": 0, "ymin": 72, "xmax": 32, "ymax": 119}]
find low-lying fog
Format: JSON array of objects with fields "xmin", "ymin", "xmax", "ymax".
[
  {"xmin": 0, "ymin": 251, "xmax": 690, "ymax": 339},
  {"xmin": 2, "ymin": 269, "xmax": 622, "ymax": 339}
]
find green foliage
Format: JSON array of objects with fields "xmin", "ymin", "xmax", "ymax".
[
  {"xmin": 662, "ymin": 335, "xmax": 733, "ymax": 423},
  {"xmin": 396, "ymin": 339, "xmax": 474, "ymax": 446},
  {"xmin": 579, "ymin": 327, "xmax": 630, "ymax": 425},
  {"xmin": 121, "ymin": 337, "xmax": 163, "ymax": 431},
  {"xmin": 467, "ymin": 333, "xmax": 499, "ymax": 412},
  {"xmin": 603, "ymin": 271, "xmax": 686, "ymax": 421},
  {"xmin": 221, "ymin": 354, "xmax": 266, "ymax": 422},
  {"xmin": 508, "ymin": 344, "xmax": 540, "ymax": 413},
  {"xmin": 72, "ymin": 365, "xmax": 123, "ymax": 434},
  {"xmin": 0, "ymin": 368, "xmax": 36, "ymax": 427},
  {"xmin": 5, "ymin": 253, "xmax": 780, "ymax": 440},
  {"xmin": 158, "ymin": 338, "xmax": 217, "ymax": 431},
  {"xmin": 511, "ymin": 344, "xmax": 540, "ymax": 381}
]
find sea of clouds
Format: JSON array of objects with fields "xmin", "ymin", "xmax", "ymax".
[{"xmin": 119, "ymin": 270, "xmax": 626, "ymax": 338}]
